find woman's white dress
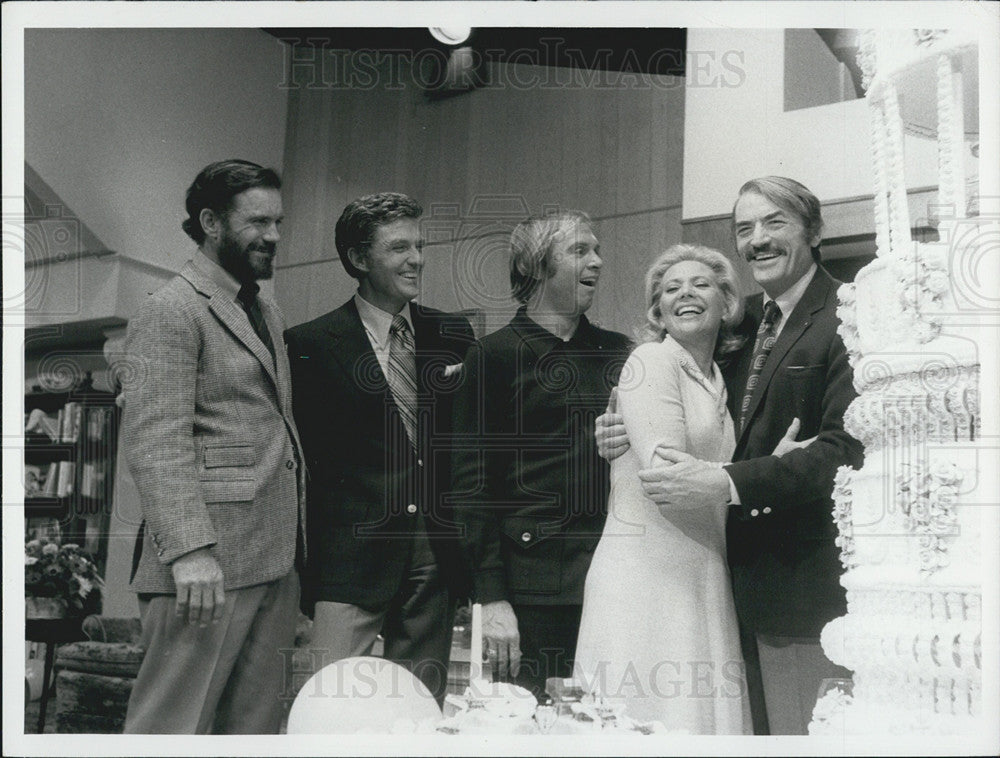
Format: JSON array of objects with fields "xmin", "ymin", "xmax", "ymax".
[{"xmin": 574, "ymin": 336, "xmax": 751, "ymax": 734}]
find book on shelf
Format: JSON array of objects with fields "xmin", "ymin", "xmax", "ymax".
[
  {"xmin": 41, "ymin": 462, "xmax": 59, "ymax": 497},
  {"xmin": 56, "ymin": 460, "xmax": 75, "ymax": 497},
  {"xmin": 61, "ymin": 402, "xmax": 82, "ymax": 443}
]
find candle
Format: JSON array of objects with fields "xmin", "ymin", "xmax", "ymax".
[{"xmin": 471, "ymin": 602, "xmax": 483, "ymax": 682}]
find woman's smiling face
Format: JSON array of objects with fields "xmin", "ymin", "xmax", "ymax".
[{"xmin": 657, "ymin": 259, "xmax": 725, "ymax": 344}]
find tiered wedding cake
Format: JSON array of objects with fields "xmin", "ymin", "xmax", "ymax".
[{"xmin": 810, "ymin": 28, "xmax": 983, "ymax": 736}]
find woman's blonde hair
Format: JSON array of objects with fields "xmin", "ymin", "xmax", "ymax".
[{"xmin": 641, "ymin": 243, "xmax": 745, "ymax": 357}]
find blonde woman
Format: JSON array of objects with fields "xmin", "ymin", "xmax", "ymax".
[{"xmin": 574, "ymin": 244, "xmax": 752, "ymax": 734}]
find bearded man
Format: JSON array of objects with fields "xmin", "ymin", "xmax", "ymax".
[{"xmin": 121, "ymin": 160, "xmax": 306, "ymax": 733}]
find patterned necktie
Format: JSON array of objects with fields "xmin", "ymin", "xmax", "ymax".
[
  {"xmin": 387, "ymin": 314, "xmax": 419, "ymax": 449},
  {"xmin": 738, "ymin": 299, "xmax": 781, "ymax": 434},
  {"xmin": 237, "ymin": 283, "xmax": 276, "ymax": 366}
]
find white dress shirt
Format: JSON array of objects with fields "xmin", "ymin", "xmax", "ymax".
[
  {"xmin": 353, "ymin": 293, "xmax": 415, "ymax": 376},
  {"xmin": 765, "ymin": 262, "xmax": 817, "ymax": 340}
]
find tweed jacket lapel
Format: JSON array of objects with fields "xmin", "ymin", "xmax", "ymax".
[
  {"xmin": 259, "ymin": 294, "xmax": 301, "ymax": 446},
  {"xmin": 737, "ymin": 268, "xmax": 832, "ymax": 446},
  {"xmin": 180, "ymin": 262, "xmax": 281, "ymax": 392}
]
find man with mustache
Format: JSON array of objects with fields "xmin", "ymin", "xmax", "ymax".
[
  {"xmin": 285, "ymin": 193, "xmax": 475, "ymax": 704},
  {"xmin": 452, "ymin": 211, "xmax": 633, "ymax": 697},
  {"xmin": 122, "ymin": 160, "xmax": 306, "ymax": 733},
  {"xmin": 598, "ymin": 177, "xmax": 862, "ymax": 734}
]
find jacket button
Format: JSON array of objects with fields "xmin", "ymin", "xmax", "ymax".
[
  {"xmin": 521, "ymin": 532, "xmax": 532, "ymax": 543},
  {"xmin": 762, "ymin": 506, "xmax": 772, "ymax": 515},
  {"xmin": 750, "ymin": 508, "xmax": 760, "ymax": 518},
  {"xmin": 286, "ymin": 460, "xmax": 295, "ymax": 470},
  {"xmin": 406, "ymin": 504, "xmax": 418, "ymax": 515}
]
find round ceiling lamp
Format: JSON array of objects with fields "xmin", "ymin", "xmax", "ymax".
[{"xmin": 428, "ymin": 26, "xmax": 472, "ymax": 46}]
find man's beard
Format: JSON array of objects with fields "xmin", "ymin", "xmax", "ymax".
[{"xmin": 217, "ymin": 228, "xmax": 275, "ymax": 283}]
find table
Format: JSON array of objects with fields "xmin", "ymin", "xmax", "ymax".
[{"xmin": 25, "ymin": 617, "xmax": 87, "ymax": 733}]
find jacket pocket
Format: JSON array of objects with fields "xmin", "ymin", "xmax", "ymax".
[
  {"xmin": 201, "ymin": 479, "xmax": 256, "ymax": 503},
  {"xmin": 777, "ymin": 365, "xmax": 824, "ymax": 434},
  {"xmin": 500, "ymin": 515, "xmax": 564, "ymax": 595},
  {"xmin": 204, "ymin": 445, "xmax": 256, "ymax": 468}
]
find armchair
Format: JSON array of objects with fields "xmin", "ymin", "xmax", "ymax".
[{"xmin": 54, "ymin": 615, "xmax": 144, "ymax": 733}]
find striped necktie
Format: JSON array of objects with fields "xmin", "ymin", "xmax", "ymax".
[
  {"xmin": 738, "ymin": 299, "xmax": 781, "ymax": 434},
  {"xmin": 387, "ymin": 314, "xmax": 418, "ymax": 449}
]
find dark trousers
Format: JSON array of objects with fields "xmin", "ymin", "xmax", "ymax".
[
  {"xmin": 507, "ymin": 603, "xmax": 583, "ymax": 699},
  {"xmin": 739, "ymin": 624, "xmax": 771, "ymax": 735}
]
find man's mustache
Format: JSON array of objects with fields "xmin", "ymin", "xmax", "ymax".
[{"xmin": 745, "ymin": 246, "xmax": 782, "ymax": 262}]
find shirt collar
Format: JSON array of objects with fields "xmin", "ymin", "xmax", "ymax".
[
  {"xmin": 765, "ymin": 262, "xmax": 817, "ymax": 321},
  {"xmin": 354, "ymin": 292, "xmax": 414, "ymax": 346},
  {"xmin": 513, "ymin": 307, "xmax": 599, "ymax": 349},
  {"xmin": 192, "ymin": 250, "xmax": 243, "ymax": 302},
  {"xmin": 662, "ymin": 333, "xmax": 726, "ymax": 404}
]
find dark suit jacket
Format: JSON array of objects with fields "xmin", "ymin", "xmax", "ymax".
[
  {"xmin": 451, "ymin": 309, "xmax": 633, "ymax": 607},
  {"xmin": 722, "ymin": 266, "xmax": 863, "ymax": 638},
  {"xmin": 285, "ymin": 299, "xmax": 475, "ymax": 613}
]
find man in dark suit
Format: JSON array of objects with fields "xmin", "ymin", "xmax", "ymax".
[
  {"xmin": 599, "ymin": 177, "xmax": 863, "ymax": 734},
  {"xmin": 285, "ymin": 192, "xmax": 474, "ymax": 704},
  {"xmin": 451, "ymin": 211, "xmax": 632, "ymax": 697},
  {"xmin": 122, "ymin": 160, "xmax": 306, "ymax": 733}
]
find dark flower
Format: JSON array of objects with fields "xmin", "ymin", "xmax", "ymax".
[{"xmin": 25, "ymin": 539, "xmax": 104, "ymax": 615}]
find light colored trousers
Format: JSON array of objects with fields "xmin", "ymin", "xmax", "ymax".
[
  {"xmin": 310, "ymin": 563, "xmax": 453, "ymax": 704},
  {"xmin": 124, "ymin": 571, "xmax": 299, "ymax": 734}
]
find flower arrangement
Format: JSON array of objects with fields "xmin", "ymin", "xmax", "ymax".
[{"xmin": 25, "ymin": 539, "xmax": 103, "ymax": 615}]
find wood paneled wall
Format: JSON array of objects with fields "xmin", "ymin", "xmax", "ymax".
[{"xmin": 275, "ymin": 57, "xmax": 685, "ymax": 338}]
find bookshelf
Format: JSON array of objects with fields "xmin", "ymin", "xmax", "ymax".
[{"xmin": 24, "ymin": 371, "xmax": 120, "ymax": 584}]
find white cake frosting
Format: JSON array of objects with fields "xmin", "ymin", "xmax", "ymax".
[{"xmin": 810, "ymin": 28, "xmax": 983, "ymax": 736}]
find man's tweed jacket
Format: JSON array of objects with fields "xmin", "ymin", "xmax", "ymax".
[{"xmin": 122, "ymin": 256, "xmax": 306, "ymax": 594}]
